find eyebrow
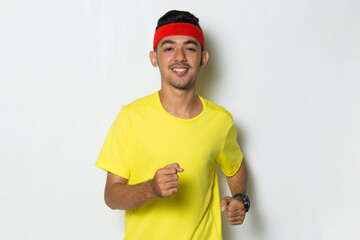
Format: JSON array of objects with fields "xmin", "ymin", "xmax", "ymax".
[
  {"xmin": 184, "ymin": 40, "xmax": 199, "ymax": 47},
  {"xmin": 160, "ymin": 40, "xmax": 176, "ymax": 47},
  {"xmin": 160, "ymin": 39, "xmax": 199, "ymax": 48}
]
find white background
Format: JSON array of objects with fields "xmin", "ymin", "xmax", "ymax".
[{"xmin": 1, "ymin": 0, "xmax": 359, "ymax": 239}]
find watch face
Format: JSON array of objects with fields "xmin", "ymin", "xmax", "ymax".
[{"xmin": 243, "ymin": 197, "xmax": 250, "ymax": 212}]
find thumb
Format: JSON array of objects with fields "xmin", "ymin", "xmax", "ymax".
[
  {"xmin": 220, "ymin": 196, "xmax": 232, "ymax": 212},
  {"xmin": 173, "ymin": 163, "xmax": 184, "ymax": 173},
  {"xmin": 167, "ymin": 163, "xmax": 184, "ymax": 173}
]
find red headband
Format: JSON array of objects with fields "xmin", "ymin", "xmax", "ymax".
[{"xmin": 153, "ymin": 22, "xmax": 205, "ymax": 51}]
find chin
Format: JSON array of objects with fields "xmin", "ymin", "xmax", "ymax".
[{"xmin": 169, "ymin": 79, "xmax": 194, "ymax": 89}]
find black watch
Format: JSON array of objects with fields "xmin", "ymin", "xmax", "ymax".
[{"xmin": 233, "ymin": 193, "xmax": 250, "ymax": 212}]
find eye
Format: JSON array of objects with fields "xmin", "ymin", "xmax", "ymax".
[
  {"xmin": 164, "ymin": 47, "xmax": 173, "ymax": 51},
  {"xmin": 186, "ymin": 47, "xmax": 197, "ymax": 52}
]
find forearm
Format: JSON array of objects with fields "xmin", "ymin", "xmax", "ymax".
[
  {"xmin": 105, "ymin": 179, "xmax": 156, "ymax": 210},
  {"xmin": 227, "ymin": 159, "xmax": 248, "ymax": 195},
  {"xmin": 104, "ymin": 163, "xmax": 183, "ymax": 210},
  {"xmin": 221, "ymin": 159, "xmax": 248, "ymax": 225}
]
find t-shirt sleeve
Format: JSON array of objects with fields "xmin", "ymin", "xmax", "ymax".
[
  {"xmin": 216, "ymin": 123, "xmax": 243, "ymax": 177},
  {"xmin": 95, "ymin": 109, "xmax": 131, "ymax": 179}
]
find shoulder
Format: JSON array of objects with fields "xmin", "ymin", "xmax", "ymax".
[
  {"xmin": 121, "ymin": 92, "xmax": 158, "ymax": 113},
  {"xmin": 112, "ymin": 92, "xmax": 157, "ymax": 125},
  {"xmin": 201, "ymin": 96, "xmax": 233, "ymax": 121}
]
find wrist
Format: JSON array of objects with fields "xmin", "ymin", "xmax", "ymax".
[
  {"xmin": 144, "ymin": 179, "xmax": 157, "ymax": 199},
  {"xmin": 233, "ymin": 193, "xmax": 250, "ymax": 212}
]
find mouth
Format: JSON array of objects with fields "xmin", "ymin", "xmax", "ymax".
[
  {"xmin": 169, "ymin": 63, "xmax": 191, "ymax": 75},
  {"xmin": 172, "ymin": 67, "xmax": 188, "ymax": 74}
]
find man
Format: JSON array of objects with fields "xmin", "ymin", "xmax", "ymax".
[{"xmin": 96, "ymin": 10, "xmax": 250, "ymax": 240}]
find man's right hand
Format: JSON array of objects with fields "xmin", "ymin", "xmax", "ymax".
[{"xmin": 150, "ymin": 163, "xmax": 184, "ymax": 198}]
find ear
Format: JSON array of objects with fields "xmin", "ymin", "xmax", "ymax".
[
  {"xmin": 200, "ymin": 50, "xmax": 209, "ymax": 67},
  {"xmin": 149, "ymin": 51, "xmax": 158, "ymax": 67}
]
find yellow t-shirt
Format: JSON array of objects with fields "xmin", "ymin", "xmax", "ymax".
[{"xmin": 96, "ymin": 92, "xmax": 243, "ymax": 240}]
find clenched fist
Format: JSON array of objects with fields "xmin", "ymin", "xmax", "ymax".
[
  {"xmin": 221, "ymin": 196, "xmax": 246, "ymax": 225},
  {"xmin": 150, "ymin": 163, "xmax": 184, "ymax": 198}
]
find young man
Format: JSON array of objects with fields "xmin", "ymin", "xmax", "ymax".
[{"xmin": 96, "ymin": 10, "xmax": 250, "ymax": 240}]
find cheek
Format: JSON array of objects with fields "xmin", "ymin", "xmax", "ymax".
[
  {"xmin": 196, "ymin": 52, "xmax": 203, "ymax": 63},
  {"xmin": 192, "ymin": 54, "xmax": 202, "ymax": 66},
  {"xmin": 157, "ymin": 55, "xmax": 171, "ymax": 66}
]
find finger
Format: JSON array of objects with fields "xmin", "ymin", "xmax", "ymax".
[
  {"xmin": 227, "ymin": 211, "xmax": 245, "ymax": 219},
  {"xmin": 161, "ymin": 167, "xmax": 179, "ymax": 175},
  {"xmin": 229, "ymin": 219, "xmax": 244, "ymax": 225},
  {"xmin": 165, "ymin": 188, "xmax": 179, "ymax": 196},
  {"xmin": 165, "ymin": 163, "xmax": 180, "ymax": 168},
  {"xmin": 227, "ymin": 209, "xmax": 245, "ymax": 218},
  {"xmin": 159, "ymin": 187, "xmax": 179, "ymax": 198},
  {"xmin": 220, "ymin": 196, "xmax": 232, "ymax": 212},
  {"xmin": 228, "ymin": 218, "xmax": 245, "ymax": 225},
  {"xmin": 228, "ymin": 202, "xmax": 245, "ymax": 212},
  {"xmin": 164, "ymin": 181, "xmax": 179, "ymax": 189},
  {"xmin": 228, "ymin": 214, "xmax": 245, "ymax": 224},
  {"xmin": 165, "ymin": 163, "xmax": 184, "ymax": 172},
  {"xmin": 163, "ymin": 168, "xmax": 184, "ymax": 176},
  {"xmin": 156, "ymin": 180, "xmax": 180, "ymax": 197},
  {"xmin": 227, "ymin": 205, "xmax": 244, "ymax": 213},
  {"xmin": 227, "ymin": 203, "xmax": 245, "ymax": 216},
  {"xmin": 163, "ymin": 174, "xmax": 179, "ymax": 182}
]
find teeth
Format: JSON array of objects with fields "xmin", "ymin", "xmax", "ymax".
[{"xmin": 173, "ymin": 68, "xmax": 187, "ymax": 72}]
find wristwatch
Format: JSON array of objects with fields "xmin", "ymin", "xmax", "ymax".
[{"xmin": 233, "ymin": 193, "xmax": 250, "ymax": 212}]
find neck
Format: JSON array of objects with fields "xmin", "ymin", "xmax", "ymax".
[{"xmin": 158, "ymin": 87, "xmax": 203, "ymax": 119}]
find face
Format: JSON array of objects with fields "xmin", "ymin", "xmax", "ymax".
[{"xmin": 150, "ymin": 35, "xmax": 209, "ymax": 90}]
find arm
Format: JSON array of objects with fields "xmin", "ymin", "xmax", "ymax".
[
  {"xmin": 220, "ymin": 159, "xmax": 248, "ymax": 225},
  {"xmin": 104, "ymin": 163, "xmax": 184, "ymax": 210},
  {"xmin": 104, "ymin": 172, "xmax": 153, "ymax": 210},
  {"xmin": 227, "ymin": 158, "xmax": 248, "ymax": 196}
]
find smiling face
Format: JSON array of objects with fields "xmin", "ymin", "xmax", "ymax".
[{"xmin": 150, "ymin": 35, "xmax": 209, "ymax": 90}]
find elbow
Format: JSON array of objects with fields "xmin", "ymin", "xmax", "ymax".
[
  {"xmin": 105, "ymin": 198, "xmax": 117, "ymax": 210},
  {"xmin": 104, "ymin": 194, "xmax": 114, "ymax": 209},
  {"xmin": 104, "ymin": 195, "xmax": 123, "ymax": 210},
  {"xmin": 104, "ymin": 192, "xmax": 128, "ymax": 210},
  {"xmin": 104, "ymin": 190, "xmax": 119, "ymax": 210}
]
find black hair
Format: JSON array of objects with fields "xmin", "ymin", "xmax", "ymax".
[{"xmin": 156, "ymin": 10, "xmax": 202, "ymax": 30}]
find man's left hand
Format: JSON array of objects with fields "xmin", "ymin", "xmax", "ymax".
[{"xmin": 220, "ymin": 196, "xmax": 246, "ymax": 225}]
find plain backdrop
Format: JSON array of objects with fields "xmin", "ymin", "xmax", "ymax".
[{"xmin": 0, "ymin": 0, "xmax": 359, "ymax": 239}]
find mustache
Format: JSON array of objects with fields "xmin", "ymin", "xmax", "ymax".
[{"xmin": 169, "ymin": 62, "xmax": 191, "ymax": 69}]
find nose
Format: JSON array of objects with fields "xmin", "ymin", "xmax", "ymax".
[{"xmin": 174, "ymin": 48, "xmax": 187, "ymax": 62}]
